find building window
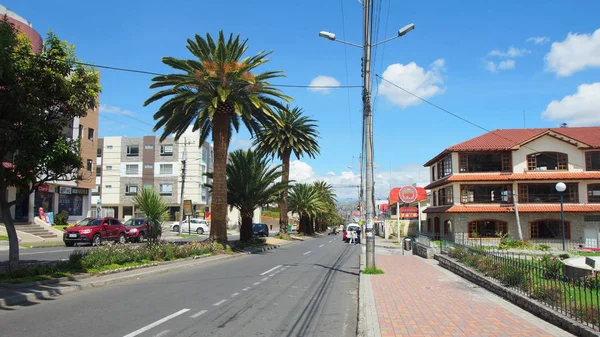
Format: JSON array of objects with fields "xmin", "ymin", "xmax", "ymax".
[
  {"xmin": 88, "ymin": 128, "xmax": 95, "ymax": 140},
  {"xmin": 432, "ymin": 191, "xmax": 438, "ymax": 206},
  {"xmin": 459, "ymin": 152, "xmax": 512, "ymax": 173},
  {"xmin": 159, "ymin": 184, "xmax": 172, "ymax": 195},
  {"xmin": 437, "ymin": 156, "xmax": 452, "ymax": 178},
  {"xmin": 527, "ymin": 152, "xmax": 568, "ymax": 171},
  {"xmin": 468, "ymin": 220, "xmax": 508, "ymax": 238},
  {"xmin": 97, "ymin": 147, "xmax": 102, "ymax": 157},
  {"xmin": 437, "ymin": 186, "xmax": 453, "ymax": 206},
  {"xmin": 145, "ymin": 144, "xmax": 154, "ymax": 150},
  {"xmin": 160, "ymin": 144, "xmax": 174, "ymax": 156},
  {"xmin": 427, "ymin": 218, "xmax": 432, "ymax": 232},
  {"xmin": 86, "ymin": 159, "xmax": 93, "ymax": 171},
  {"xmin": 586, "ymin": 152, "xmax": 600, "ymax": 171},
  {"xmin": 160, "ymin": 164, "xmax": 173, "ymax": 175},
  {"xmin": 518, "ymin": 183, "xmax": 578, "ymax": 203},
  {"xmin": 201, "ymin": 146, "xmax": 208, "ymax": 163},
  {"xmin": 105, "ymin": 185, "xmax": 112, "ymax": 189},
  {"xmin": 588, "ymin": 184, "xmax": 600, "ymax": 203},
  {"xmin": 96, "ymin": 166, "xmax": 101, "ymax": 177},
  {"xmin": 92, "ymin": 185, "xmax": 100, "ymax": 196},
  {"xmin": 143, "ymin": 184, "xmax": 153, "ymax": 190},
  {"xmin": 460, "ymin": 184, "xmax": 512, "ymax": 203},
  {"xmin": 144, "ymin": 164, "xmax": 153, "ymax": 169},
  {"xmin": 125, "ymin": 185, "xmax": 138, "ymax": 195},
  {"xmin": 431, "ymin": 164, "xmax": 437, "ymax": 181},
  {"xmin": 105, "ymin": 165, "xmax": 112, "ymax": 171},
  {"xmin": 125, "ymin": 164, "xmax": 139, "ymax": 175},
  {"xmin": 107, "ymin": 145, "xmax": 113, "ymax": 150},
  {"xmin": 78, "ymin": 125, "xmax": 84, "ymax": 138},
  {"xmin": 530, "ymin": 219, "xmax": 570, "ymax": 239},
  {"xmin": 127, "ymin": 145, "xmax": 140, "ymax": 157}
]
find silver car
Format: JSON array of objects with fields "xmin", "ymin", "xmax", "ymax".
[{"xmin": 170, "ymin": 218, "xmax": 210, "ymax": 235}]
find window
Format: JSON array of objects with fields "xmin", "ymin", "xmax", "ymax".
[
  {"xmin": 459, "ymin": 153, "xmax": 511, "ymax": 172},
  {"xmin": 96, "ymin": 166, "xmax": 101, "ymax": 177},
  {"xmin": 201, "ymin": 187, "xmax": 207, "ymax": 203},
  {"xmin": 468, "ymin": 220, "xmax": 508, "ymax": 238},
  {"xmin": 123, "ymin": 206, "xmax": 133, "ymax": 217},
  {"xmin": 436, "ymin": 186, "xmax": 453, "ymax": 206},
  {"xmin": 460, "ymin": 184, "xmax": 512, "ymax": 203},
  {"xmin": 431, "ymin": 165, "xmax": 437, "ymax": 181},
  {"xmin": 527, "ymin": 152, "xmax": 567, "ymax": 171},
  {"xmin": 159, "ymin": 184, "xmax": 173, "ymax": 195},
  {"xmin": 86, "ymin": 159, "xmax": 93, "ymax": 171},
  {"xmin": 78, "ymin": 125, "xmax": 84, "ymax": 138},
  {"xmin": 436, "ymin": 156, "xmax": 452, "ymax": 178},
  {"xmin": 105, "ymin": 165, "xmax": 112, "ymax": 171},
  {"xmin": 125, "ymin": 185, "xmax": 138, "ymax": 195},
  {"xmin": 518, "ymin": 183, "xmax": 578, "ymax": 203},
  {"xmin": 427, "ymin": 218, "xmax": 432, "ymax": 232},
  {"xmin": 92, "ymin": 185, "xmax": 100, "ymax": 196},
  {"xmin": 125, "ymin": 164, "xmax": 139, "ymax": 175},
  {"xmin": 144, "ymin": 164, "xmax": 153, "ymax": 169},
  {"xmin": 160, "ymin": 144, "xmax": 174, "ymax": 156},
  {"xmin": 97, "ymin": 147, "xmax": 102, "ymax": 157},
  {"xmin": 143, "ymin": 184, "xmax": 153, "ymax": 190},
  {"xmin": 105, "ymin": 185, "xmax": 112, "ymax": 189},
  {"xmin": 201, "ymin": 164, "xmax": 207, "ymax": 183},
  {"xmin": 88, "ymin": 128, "xmax": 95, "ymax": 140},
  {"xmin": 145, "ymin": 144, "xmax": 154, "ymax": 150},
  {"xmin": 586, "ymin": 152, "xmax": 600, "ymax": 171},
  {"xmin": 530, "ymin": 219, "xmax": 570, "ymax": 239},
  {"xmin": 588, "ymin": 184, "xmax": 600, "ymax": 203},
  {"xmin": 201, "ymin": 146, "xmax": 208, "ymax": 163},
  {"xmin": 160, "ymin": 164, "xmax": 173, "ymax": 175},
  {"xmin": 126, "ymin": 145, "xmax": 139, "ymax": 157},
  {"xmin": 107, "ymin": 145, "xmax": 113, "ymax": 150}
]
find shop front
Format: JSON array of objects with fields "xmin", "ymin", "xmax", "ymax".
[{"xmin": 57, "ymin": 186, "xmax": 89, "ymax": 221}]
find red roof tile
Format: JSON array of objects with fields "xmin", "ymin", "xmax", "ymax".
[
  {"xmin": 424, "ymin": 204, "xmax": 600, "ymax": 213},
  {"xmin": 424, "ymin": 172, "xmax": 600, "ymax": 189}
]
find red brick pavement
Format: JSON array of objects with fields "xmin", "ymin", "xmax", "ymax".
[{"xmin": 371, "ymin": 255, "xmax": 561, "ymax": 337}]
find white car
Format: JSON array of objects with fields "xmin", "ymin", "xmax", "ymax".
[{"xmin": 170, "ymin": 218, "xmax": 210, "ymax": 235}]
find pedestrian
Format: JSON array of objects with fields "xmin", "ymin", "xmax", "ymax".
[{"xmin": 349, "ymin": 230, "xmax": 355, "ymax": 245}]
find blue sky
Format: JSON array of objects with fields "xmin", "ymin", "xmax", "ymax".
[{"xmin": 6, "ymin": 0, "xmax": 600, "ymax": 200}]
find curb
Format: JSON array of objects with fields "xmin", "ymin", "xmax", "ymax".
[
  {"xmin": 357, "ymin": 251, "xmax": 382, "ymax": 337},
  {"xmin": 241, "ymin": 244, "xmax": 283, "ymax": 255}
]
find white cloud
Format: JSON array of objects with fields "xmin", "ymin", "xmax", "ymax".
[
  {"xmin": 526, "ymin": 36, "xmax": 550, "ymax": 45},
  {"xmin": 485, "ymin": 61, "xmax": 497, "ymax": 72},
  {"xmin": 541, "ymin": 82, "xmax": 600, "ymax": 126},
  {"xmin": 229, "ymin": 136, "xmax": 254, "ymax": 151},
  {"xmin": 99, "ymin": 104, "xmax": 136, "ymax": 116},
  {"xmin": 378, "ymin": 59, "xmax": 446, "ymax": 108},
  {"xmin": 307, "ymin": 75, "xmax": 340, "ymax": 94},
  {"xmin": 327, "ymin": 171, "xmax": 336, "ymax": 176},
  {"xmin": 488, "ymin": 46, "xmax": 530, "ymax": 58},
  {"xmin": 498, "ymin": 60, "xmax": 516, "ymax": 70},
  {"xmin": 545, "ymin": 28, "xmax": 600, "ymax": 77}
]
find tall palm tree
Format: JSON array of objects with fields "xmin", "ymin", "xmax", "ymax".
[
  {"xmin": 288, "ymin": 183, "xmax": 323, "ymax": 235},
  {"xmin": 221, "ymin": 149, "xmax": 287, "ymax": 242},
  {"xmin": 133, "ymin": 188, "xmax": 169, "ymax": 244},
  {"xmin": 253, "ymin": 106, "xmax": 320, "ymax": 235},
  {"xmin": 144, "ymin": 31, "xmax": 291, "ymax": 243},
  {"xmin": 312, "ymin": 181, "xmax": 336, "ymax": 232}
]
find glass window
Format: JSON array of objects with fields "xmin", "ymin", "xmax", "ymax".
[
  {"xmin": 125, "ymin": 185, "xmax": 138, "ymax": 195},
  {"xmin": 201, "ymin": 146, "xmax": 208, "ymax": 163},
  {"xmin": 143, "ymin": 184, "xmax": 153, "ymax": 190},
  {"xmin": 588, "ymin": 184, "xmax": 600, "ymax": 203},
  {"xmin": 527, "ymin": 152, "xmax": 567, "ymax": 171},
  {"xmin": 96, "ymin": 166, "xmax": 101, "ymax": 177},
  {"xmin": 530, "ymin": 219, "xmax": 570, "ymax": 239},
  {"xmin": 88, "ymin": 128, "xmax": 95, "ymax": 140},
  {"xmin": 127, "ymin": 145, "xmax": 139, "ymax": 157},
  {"xmin": 92, "ymin": 185, "xmax": 100, "ymax": 196},
  {"xmin": 58, "ymin": 194, "xmax": 83, "ymax": 216},
  {"xmin": 107, "ymin": 145, "xmax": 113, "ymax": 150},
  {"xmin": 97, "ymin": 147, "xmax": 102, "ymax": 157},
  {"xmin": 145, "ymin": 144, "xmax": 154, "ymax": 150},
  {"xmin": 122, "ymin": 206, "xmax": 133, "ymax": 217},
  {"xmin": 160, "ymin": 184, "xmax": 172, "ymax": 195},
  {"xmin": 586, "ymin": 152, "xmax": 600, "ymax": 171},
  {"xmin": 160, "ymin": 144, "xmax": 174, "ymax": 156},
  {"xmin": 160, "ymin": 164, "xmax": 173, "ymax": 175},
  {"xmin": 460, "ymin": 185, "xmax": 512, "ymax": 203},
  {"xmin": 87, "ymin": 159, "xmax": 93, "ymax": 171},
  {"xmin": 144, "ymin": 164, "xmax": 153, "ymax": 169},
  {"xmin": 468, "ymin": 220, "xmax": 508, "ymax": 238},
  {"xmin": 437, "ymin": 156, "xmax": 452, "ymax": 178},
  {"xmin": 125, "ymin": 164, "xmax": 139, "ymax": 175},
  {"xmin": 459, "ymin": 153, "xmax": 511, "ymax": 172},
  {"xmin": 78, "ymin": 125, "xmax": 84, "ymax": 138},
  {"xmin": 105, "ymin": 185, "xmax": 112, "ymax": 188},
  {"xmin": 518, "ymin": 183, "xmax": 578, "ymax": 203},
  {"xmin": 105, "ymin": 165, "xmax": 112, "ymax": 171}
]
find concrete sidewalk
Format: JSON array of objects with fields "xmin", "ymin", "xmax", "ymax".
[{"xmin": 361, "ymin": 251, "xmax": 574, "ymax": 337}]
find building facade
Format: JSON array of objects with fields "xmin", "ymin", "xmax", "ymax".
[{"xmin": 423, "ymin": 127, "xmax": 600, "ymax": 247}]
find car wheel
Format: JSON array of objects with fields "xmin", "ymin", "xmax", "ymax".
[
  {"xmin": 196, "ymin": 228, "xmax": 204, "ymax": 235},
  {"xmin": 93, "ymin": 234, "xmax": 101, "ymax": 246},
  {"xmin": 172, "ymin": 225, "xmax": 179, "ymax": 233},
  {"xmin": 64, "ymin": 242, "xmax": 74, "ymax": 247},
  {"xmin": 118, "ymin": 233, "xmax": 126, "ymax": 244},
  {"xmin": 138, "ymin": 232, "xmax": 145, "ymax": 242}
]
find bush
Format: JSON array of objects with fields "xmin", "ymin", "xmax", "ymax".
[
  {"xmin": 261, "ymin": 210, "xmax": 280, "ymax": 218},
  {"xmin": 54, "ymin": 211, "xmax": 69, "ymax": 226},
  {"xmin": 499, "ymin": 238, "xmax": 532, "ymax": 250},
  {"xmin": 537, "ymin": 244, "xmax": 551, "ymax": 251},
  {"xmin": 450, "ymin": 246, "xmax": 468, "ymax": 260},
  {"xmin": 540, "ymin": 253, "xmax": 563, "ymax": 279},
  {"xmin": 530, "ymin": 283, "xmax": 562, "ymax": 306},
  {"xmin": 498, "ymin": 264, "xmax": 528, "ymax": 287},
  {"xmin": 274, "ymin": 233, "xmax": 291, "ymax": 240}
]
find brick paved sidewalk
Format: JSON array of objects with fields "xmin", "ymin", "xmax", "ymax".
[{"xmin": 371, "ymin": 255, "xmax": 572, "ymax": 337}]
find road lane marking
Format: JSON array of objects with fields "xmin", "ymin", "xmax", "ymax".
[
  {"xmin": 213, "ymin": 300, "xmax": 227, "ymax": 306},
  {"xmin": 153, "ymin": 330, "xmax": 170, "ymax": 337},
  {"xmin": 269, "ymin": 274, "xmax": 275, "ymax": 277},
  {"xmin": 260, "ymin": 265, "xmax": 282, "ymax": 275},
  {"xmin": 303, "ymin": 251, "xmax": 312, "ymax": 255},
  {"xmin": 319, "ymin": 244, "xmax": 324, "ymax": 247},
  {"xmin": 20, "ymin": 249, "xmax": 76, "ymax": 255},
  {"xmin": 261, "ymin": 277, "xmax": 269, "ymax": 281},
  {"xmin": 231, "ymin": 293, "xmax": 239, "ymax": 297},
  {"xmin": 253, "ymin": 282, "xmax": 261, "ymax": 286},
  {"xmin": 190, "ymin": 310, "xmax": 207, "ymax": 318},
  {"xmin": 123, "ymin": 309, "xmax": 190, "ymax": 337},
  {"xmin": 242, "ymin": 287, "xmax": 250, "ymax": 291},
  {"xmin": 329, "ymin": 240, "xmax": 332, "ymax": 243}
]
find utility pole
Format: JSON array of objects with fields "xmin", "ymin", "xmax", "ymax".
[{"xmin": 177, "ymin": 138, "xmax": 193, "ymax": 235}]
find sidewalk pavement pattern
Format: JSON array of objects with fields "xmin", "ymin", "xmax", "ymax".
[{"xmin": 370, "ymin": 254, "xmax": 573, "ymax": 337}]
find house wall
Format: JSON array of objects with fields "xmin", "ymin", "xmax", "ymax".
[
  {"xmin": 101, "ymin": 137, "xmax": 122, "ymax": 205},
  {"xmin": 513, "ymin": 135, "xmax": 585, "ymax": 173}
]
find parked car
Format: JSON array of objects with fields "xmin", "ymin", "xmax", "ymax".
[
  {"xmin": 63, "ymin": 217, "xmax": 127, "ymax": 246},
  {"xmin": 253, "ymin": 223, "xmax": 269, "ymax": 237},
  {"xmin": 343, "ymin": 224, "xmax": 361, "ymax": 243},
  {"xmin": 328, "ymin": 227, "xmax": 339, "ymax": 235},
  {"xmin": 124, "ymin": 218, "xmax": 157, "ymax": 242},
  {"xmin": 170, "ymin": 218, "xmax": 209, "ymax": 235}
]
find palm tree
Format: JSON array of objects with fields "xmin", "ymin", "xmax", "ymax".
[
  {"xmin": 144, "ymin": 31, "xmax": 291, "ymax": 243},
  {"xmin": 288, "ymin": 183, "xmax": 324, "ymax": 235},
  {"xmin": 221, "ymin": 149, "xmax": 287, "ymax": 242},
  {"xmin": 313, "ymin": 181, "xmax": 337, "ymax": 233},
  {"xmin": 253, "ymin": 106, "xmax": 320, "ymax": 235},
  {"xmin": 133, "ymin": 188, "xmax": 169, "ymax": 244}
]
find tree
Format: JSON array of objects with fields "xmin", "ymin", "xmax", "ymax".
[
  {"xmin": 288, "ymin": 183, "xmax": 323, "ymax": 235},
  {"xmin": 207, "ymin": 149, "xmax": 286, "ymax": 242},
  {"xmin": 312, "ymin": 181, "xmax": 337, "ymax": 233},
  {"xmin": 133, "ymin": 188, "xmax": 169, "ymax": 244},
  {"xmin": 253, "ymin": 106, "xmax": 320, "ymax": 234},
  {"xmin": 144, "ymin": 31, "xmax": 290, "ymax": 244},
  {"xmin": 0, "ymin": 19, "xmax": 101, "ymax": 270}
]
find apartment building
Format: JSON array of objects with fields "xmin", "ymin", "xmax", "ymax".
[
  {"xmin": 94, "ymin": 134, "xmax": 213, "ymax": 221},
  {"xmin": 423, "ymin": 127, "xmax": 600, "ymax": 246}
]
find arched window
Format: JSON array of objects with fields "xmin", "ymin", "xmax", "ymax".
[
  {"xmin": 468, "ymin": 220, "xmax": 508, "ymax": 238},
  {"xmin": 530, "ymin": 219, "xmax": 571, "ymax": 240},
  {"xmin": 527, "ymin": 152, "xmax": 568, "ymax": 171},
  {"xmin": 427, "ymin": 218, "xmax": 432, "ymax": 233},
  {"xmin": 444, "ymin": 220, "xmax": 452, "ymax": 236}
]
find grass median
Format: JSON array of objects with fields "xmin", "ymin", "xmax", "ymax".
[{"xmin": 0, "ymin": 242, "xmax": 215, "ymax": 284}]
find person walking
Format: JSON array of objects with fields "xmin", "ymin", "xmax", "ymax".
[{"xmin": 349, "ymin": 230, "xmax": 356, "ymax": 245}]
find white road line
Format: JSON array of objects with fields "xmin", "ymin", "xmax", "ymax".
[
  {"xmin": 303, "ymin": 251, "xmax": 312, "ymax": 255},
  {"xmin": 213, "ymin": 300, "xmax": 227, "ymax": 306},
  {"xmin": 269, "ymin": 274, "xmax": 275, "ymax": 277},
  {"xmin": 261, "ymin": 277, "xmax": 269, "ymax": 281},
  {"xmin": 123, "ymin": 309, "xmax": 190, "ymax": 337},
  {"xmin": 329, "ymin": 240, "xmax": 332, "ymax": 243},
  {"xmin": 260, "ymin": 265, "xmax": 282, "ymax": 275},
  {"xmin": 231, "ymin": 293, "xmax": 239, "ymax": 297},
  {"xmin": 20, "ymin": 249, "xmax": 75, "ymax": 255},
  {"xmin": 319, "ymin": 244, "xmax": 324, "ymax": 247},
  {"xmin": 153, "ymin": 330, "xmax": 170, "ymax": 337},
  {"xmin": 253, "ymin": 282, "xmax": 261, "ymax": 286},
  {"xmin": 190, "ymin": 310, "xmax": 207, "ymax": 318},
  {"xmin": 242, "ymin": 287, "xmax": 250, "ymax": 291}
]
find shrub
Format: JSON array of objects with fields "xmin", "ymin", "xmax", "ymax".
[
  {"xmin": 530, "ymin": 283, "xmax": 562, "ymax": 306},
  {"xmin": 54, "ymin": 211, "xmax": 69, "ymax": 226},
  {"xmin": 274, "ymin": 233, "xmax": 291, "ymax": 240},
  {"xmin": 537, "ymin": 244, "xmax": 551, "ymax": 251},
  {"xmin": 540, "ymin": 254, "xmax": 563, "ymax": 279},
  {"xmin": 558, "ymin": 253, "xmax": 570, "ymax": 260},
  {"xmin": 450, "ymin": 246, "xmax": 468, "ymax": 260},
  {"xmin": 498, "ymin": 264, "xmax": 528, "ymax": 287},
  {"xmin": 499, "ymin": 238, "xmax": 532, "ymax": 250}
]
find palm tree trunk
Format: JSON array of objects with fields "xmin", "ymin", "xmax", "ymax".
[
  {"xmin": 239, "ymin": 210, "xmax": 254, "ymax": 242},
  {"xmin": 279, "ymin": 149, "xmax": 291, "ymax": 234},
  {"xmin": 210, "ymin": 112, "xmax": 230, "ymax": 244},
  {"xmin": 298, "ymin": 213, "xmax": 306, "ymax": 234}
]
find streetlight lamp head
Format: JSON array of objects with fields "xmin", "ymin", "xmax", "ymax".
[
  {"xmin": 398, "ymin": 23, "xmax": 415, "ymax": 37},
  {"xmin": 555, "ymin": 182, "xmax": 567, "ymax": 193},
  {"xmin": 319, "ymin": 31, "xmax": 336, "ymax": 41}
]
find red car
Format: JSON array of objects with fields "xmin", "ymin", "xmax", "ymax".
[
  {"xmin": 124, "ymin": 218, "xmax": 154, "ymax": 242},
  {"xmin": 63, "ymin": 217, "xmax": 127, "ymax": 247}
]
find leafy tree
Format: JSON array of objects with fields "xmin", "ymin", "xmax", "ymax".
[
  {"xmin": 288, "ymin": 183, "xmax": 323, "ymax": 235},
  {"xmin": 312, "ymin": 181, "xmax": 337, "ymax": 233},
  {"xmin": 0, "ymin": 19, "xmax": 101, "ymax": 270},
  {"xmin": 133, "ymin": 188, "xmax": 169, "ymax": 244},
  {"xmin": 253, "ymin": 106, "xmax": 320, "ymax": 234},
  {"xmin": 144, "ymin": 31, "xmax": 290, "ymax": 244}
]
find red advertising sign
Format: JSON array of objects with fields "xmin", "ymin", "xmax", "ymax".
[
  {"xmin": 398, "ymin": 186, "xmax": 418, "ymax": 203},
  {"xmin": 38, "ymin": 184, "xmax": 50, "ymax": 192},
  {"xmin": 400, "ymin": 207, "xmax": 419, "ymax": 219}
]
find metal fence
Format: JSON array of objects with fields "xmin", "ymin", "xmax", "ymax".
[
  {"xmin": 439, "ymin": 239, "xmax": 600, "ymax": 331},
  {"xmin": 416, "ymin": 232, "xmax": 585, "ymax": 251}
]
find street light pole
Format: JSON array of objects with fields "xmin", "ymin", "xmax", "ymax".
[{"xmin": 556, "ymin": 182, "xmax": 567, "ymax": 251}]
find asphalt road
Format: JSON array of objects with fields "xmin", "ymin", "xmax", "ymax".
[{"xmin": 0, "ymin": 234, "xmax": 359, "ymax": 337}]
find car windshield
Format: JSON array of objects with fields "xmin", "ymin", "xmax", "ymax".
[
  {"xmin": 253, "ymin": 224, "xmax": 264, "ymax": 230},
  {"xmin": 124, "ymin": 219, "xmax": 144, "ymax": 226},
  {"xmin": 347, "ymin": 226, "xmax": 359, "ymax": 232},
  {"xmin": 77, "ymin": 218, "xmax": 102, "ymax": 227}
]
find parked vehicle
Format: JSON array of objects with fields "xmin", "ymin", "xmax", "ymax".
[
  {"xmin": 343, "ymin": 224, "xmax": 361, "ymax": 243},
  {"xmin": 328, "ymin": 227, "xmax": 339, "ymax": 235},
  {"xmin": 63, "ymin": 217, "xmax": 127, "ymax": 246},
  {"xmin": 253, "ymin": 223, "xmax": 269, "ymax": 237},
  {"xmin": 124, "ymin": 218, "xmax": 155, "ymax": 242},
  {"xmin": 170, "ymin": 218, "xmax": 209, "ymax": 235}
]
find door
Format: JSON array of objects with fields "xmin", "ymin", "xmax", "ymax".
[
  {"xmin": 109, "ymin": 219, "xmax": 121, "ymax": 239},
  {"xmin": 434, "ymin": 217, "xmax": 441, "ymax": 240},
  {"xmin": 101, "ymin": 219, "xmax": 111, "ymax": 239},
  {"xmin": 584, "ymin": 228, "xmax": 598, "ymax": 248}
]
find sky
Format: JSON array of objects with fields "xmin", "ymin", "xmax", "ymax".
[{"xmin": 6, "ymin": 0, "xmax": 600, "ymax": 200}]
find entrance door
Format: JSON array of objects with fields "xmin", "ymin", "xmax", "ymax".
[
  {"xmin": 14, "ymin": 188, "xmax": 29, "ymax": 221},
  {"xmin": 434, "ymin": 217, "xmax": 441, "ymax": 240},
  {"xmin": 584, "ymin": 228, "xmax": 598, "ymax": 248}
]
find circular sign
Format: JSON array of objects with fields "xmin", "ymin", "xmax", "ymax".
[{"xmin": 398, "ymin": 186, "xmax": 418, "ymax": 203}]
